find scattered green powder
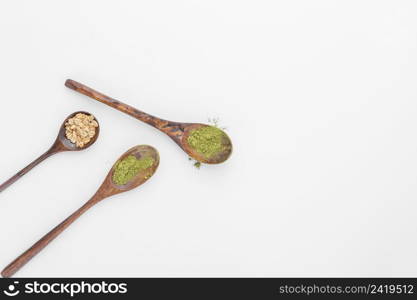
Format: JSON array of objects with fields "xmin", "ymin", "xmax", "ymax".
[
  {"xmin": 112, "ymin": 155, "xmax": 154, "ymax": 185},
  {"xmin": 187, "ymin": 126, "xmax": 227, "ymax": 159},
  {"xmin": 194, "ymin": 161, "xmax": 201, "ymax": 169}
]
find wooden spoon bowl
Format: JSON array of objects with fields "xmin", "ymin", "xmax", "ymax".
[
  {"xmin": 56, "ymin": 111, "xmax": 100, "ymax": 151},
  {"xmin": 181, "ymin": 123, "xmax": 233, "ymax": 164},
  {"xmin": 101, "ymin": 145, "xmax": 160, "ymax": 197},
  {"xmin": 65, "ymin": 79, "xmax": 233, "ymax": 164},
  {"xmin": 0, "ymin": 111, "xmax": 99, "ymax": 193}
]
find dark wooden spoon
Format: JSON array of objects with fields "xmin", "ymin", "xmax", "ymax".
[
  {"xmin": 0, "ymin": 111, "xmax": 100, "ymax": 193},
  {"xmin": 1, "ymin": 145, "xmax": 160, "ymax": 278},
  {"xmin": 65, "ymin": 79, "xmax": 233, "ymax": 164}
]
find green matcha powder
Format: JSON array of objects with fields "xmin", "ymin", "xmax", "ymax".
[
  {"xmin": 187, "ymin": 126, "xmax": 228, "ymax": 159},
  {"xmin": 112, "ymin": 155, "xmax": 154, "ymax": 185}
]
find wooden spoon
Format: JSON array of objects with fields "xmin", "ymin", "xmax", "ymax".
[
  {"xmin": 65, "ymin": 79, "xmax": 233, "ymax": 164},
  {"xmin": 0, "ymin": 111, "xmax": 99, "ymax": 193},
  {"xmin": 1, "ymin": 145, "xmax": 160, "ymax": 277}
]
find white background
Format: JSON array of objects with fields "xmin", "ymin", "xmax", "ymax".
[{"xmin": 0, "ymin": 0, "xmax": 416, "ymax": 277}]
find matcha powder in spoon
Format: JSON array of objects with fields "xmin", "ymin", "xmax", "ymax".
[
  {"xmin": 112, "ymin": 155, "xmax": 154, "ymax": 185},
  {"xmin": 187, "ymin": 126, "xmax": 228, "ymax": 159}
]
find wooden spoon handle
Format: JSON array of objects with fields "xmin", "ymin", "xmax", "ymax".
[
  {"xmin": 0, "ymin": 149, "xmax": 56, "ymax": 193},
  {"xmin": 65, "ymin": 79, "xmax": 171, "ymax": 130},
  {"xmin": 65, "ymin": 79, "xmax": 187, "ymax": 145},
  {"xmin": 1, "ymin": 199, "xmax": 97, "ymax": 277}
]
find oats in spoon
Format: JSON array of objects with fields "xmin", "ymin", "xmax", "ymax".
[{"xmin": 65, "ymin": 113, "xmax": 98, "ymax": 148}]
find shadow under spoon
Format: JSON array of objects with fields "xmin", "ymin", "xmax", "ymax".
[
  {"xmin": 0, "ymin": 111, "xmax": 99, "ymax": 193},
  {"xmin": 65, "ymin": 79, "xmax": 232, "ymax": 164},
  {"xmin": 1, "ymin": 145, "xmax": 160, "ymax": 277}
]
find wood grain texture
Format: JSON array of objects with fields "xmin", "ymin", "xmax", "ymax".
[
  {"xmin": 0, "ymin": 111, "xmax": 99, "ymax": 193},
  {"xmin": 65, "ymin": 79, "xmax": 188, "ymax": 146},
  {"xmin": 65, "ymin": 79, "xmax": 232, "ymax": 164},
  {"xmin": 1, "ymin": 145, "xmax": 159, "ymax": 278}
]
